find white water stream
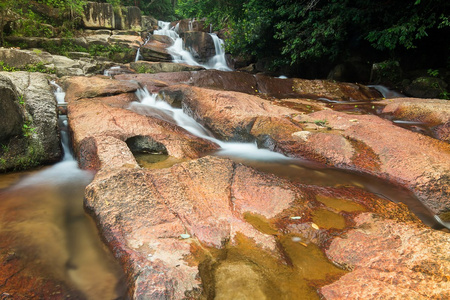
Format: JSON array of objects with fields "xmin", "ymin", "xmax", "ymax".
[
  {"xmin": 152, "ymin": 21, "xmax": 231, "ymax": 71},
  {"xmin": 129, "ymin": 88, "xmax": 448, "ymax": 230},
  {"xmin": 130, "ymin": 88, "xmax": 286, "ymax": 161}
]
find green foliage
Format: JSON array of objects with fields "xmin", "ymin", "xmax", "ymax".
[
  {"xmin": 0, "ymin": 60, "xmax": 55, "ymax": 74},
  {"xmin": 0, "ymin": 61, "xmax": 17, "ymax": 72},
  {"xmin": 177, "ymin": 0, "xmax": 450, "ymax": 69},
  {"xmin": 314, "ymin": 120, "xmax": 328, "ymax": 127},
  {"xmin": 427, "ymin": 69, "xmax": 439, "ymax": 77},
  {"xmin": 22, "ymin": 122, "xmax": 37, "ymax": 138},
  {"xmin": 135, "ymin": 64, "xmax": 154, "ymax": 74}
]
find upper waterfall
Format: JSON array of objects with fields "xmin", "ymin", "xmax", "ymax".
[{"xmin": 153, "ymin": 21, "xmax": 231, "ymax": 71}]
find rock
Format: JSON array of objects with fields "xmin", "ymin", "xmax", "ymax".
[
  {"xmin": 84, "ymin": 153, "xmax": 444, "ymax": 299},
  {"xmin": 320, "ymin": 213, "xmax": 450, "ymax": 299},
  {"xmin": 0, "ymin": 48, "xmax": 47, "ymax": 69},
  {"xmin": 115, "ymin": 6, "xmax": 142, "ymax": 31},
  {"xmin": 82, "ymin": 2, "xmax": 115, "ymax": 29},
  {"xmin": 152, "ymin": 84, "xmax": 450, "ymax": 218},
  {"xmin": 63, "ymin": 77, "xmax": 219, "ymax": 165},
  {"xmin": 176, "ymin": 19, "xmax": 208, "ymax": 34},
  {"xmin": 0, "ymin": 75, "xmax": 23, "ymax": 143},
  {"xmin": 0, "ymin": 72, "xmax": 62, "ymax": 171},
  {"xmin": 63, "ymin": 75, "xmax": 140, "ymax": 101},
  {"xmin": 140, "ymin": 40, "xmax": 172, "ymax": 62},
  {"xmin": 377, "ymin": 97, "xmax": 450, "ymax": 142},
  {"xmin": 150, "ymin": 34, "xmax": 174, "ymax": 46},
  {"xmin": 130, "ymin": 61, "xmax": 204, "ymax": 74},
  {"xmin": 159, "ymin": 85, "xmax": 299, "ymax": 141},
  {"xmin": 183, "ymin": 32, "xmax": 215, "ymax": 63},
  {"xmin": 116, "ymin": 70, "xmax": 381, "ymax": 100},
  {"xmin": 142, "ymin": 15, "xmax": 158, "ymax": 31},
  {"xmin": 404, "ymin": 76, "xmax": 448, "ymax": 98}
]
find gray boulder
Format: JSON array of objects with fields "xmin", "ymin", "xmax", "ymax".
[
  {"xmin": 0, "ymin": 72, "xmax": 62, "ymax": 171},
  {"xmin": 0, "ymin": 76, "xmax": 23, "ymax": 143}
]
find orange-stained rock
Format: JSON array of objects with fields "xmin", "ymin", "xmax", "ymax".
[
  {"xmin": 84, "ymin": 155, "xmax": 447, "ymax": 299},
  {"xmin": 115, "ymin": 70, "xmax": 382, "ymax": 100},
  {"xmin": 67, "ymin": 95, "xmax": 219, "ymax": 168},
  {"xmin": 159, "ymin": 84, "xmax": 300, "ymax": 141},
  {"xmin": 152, "ymin": 84, "xmax": 450, "ymax": 217},
  {"xmin": 320, "ymin": 213, "xmax": 450, "ymax": 299},
  {"xmin": 63, "ymin": 75, "xmax": 140, "ymax": 102},
  {"xmin": 140, "ymin": 40, "xmax": 172, "ymax": 62},
  {"xmin": 377, "ymin": 97, "xmax": 450, "ymax": 142}
]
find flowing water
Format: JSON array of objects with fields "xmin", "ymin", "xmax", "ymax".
[
  {"xmin": 0, "ymin": 87, "xmax": 126, "ymax": 299},
  {"xmin": 130, "ymin": 89, "xmax": 448, "ymax": 230},
  {"xmin": 153, "ymin": 21, "xmax": 231, "ymax": 71}
]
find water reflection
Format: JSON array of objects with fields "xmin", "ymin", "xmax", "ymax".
[
  {"xmin": 0, "ymin": 161, "xmax": 126, "ymax": 299},
  {"xmin": 215, "ymin": 155, "xmax": 446, "ymax": 230}
]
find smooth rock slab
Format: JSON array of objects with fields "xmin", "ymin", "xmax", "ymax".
[
  {"xmin": 85, "ymin": 155, "xmax": 448, "ymax": 299},
  {"xmin": 320, "ymin": 213, "xmax": 450, "ymax": 299}
]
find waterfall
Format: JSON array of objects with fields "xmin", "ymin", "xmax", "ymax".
[
  {"xmin": 129, "ymin": 88, "xmax": 287, "ymax": 161},
  {"xmin": 369, "ymin": 85, "xmax": 404, "ymax": 98},
  {"xmin": 50, "ymin": 80, "xmax": 66, "ymax": 104},
  {"xmin": 154, "ymin": 20, "xmax": 231, "ymax": 71},
  {"xmin": 206, "ymin": 33, "xmax": 231, "ymax": 71}
]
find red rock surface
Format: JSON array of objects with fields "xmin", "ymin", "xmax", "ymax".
[
  {"xmin": 320, "ymin": 213, "xmax": 450, "ymax": 299},
  {"xmin": 116, "ymin": 70, "xmax": 381, "ymax": 100},
  {"xmin": 63, "ymin": 75, "xmax": 140, "ymax": 102},
  {"xmin": 84, "ymin": 154, "xmax": 447, "ymax": 299},
  {"xmin": 377, "ymin": 97, "xmax": 450, "ymax": 142},
  {"xmin": 149, "ymin": 84, "xmax": 449, "ymax": 217}
]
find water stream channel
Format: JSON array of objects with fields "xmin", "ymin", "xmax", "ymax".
[{"xmin": 0, "ymin": 20, "xmax": 448, "ymax": 299}]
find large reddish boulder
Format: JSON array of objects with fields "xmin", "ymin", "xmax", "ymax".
[
  {"xmin": 377, "ymin": 97, "xmax": 450, "ymax": 142},
  {"xmin": 320, "ymin": 213, "xmax": 450, "ymax": 299},
  {"xmin": 84, "ymin": 155, "xmax": 449, "ymax": 299},
  {"xmin": 116, "ymin": 70, "xmax": 382, "ymax": 100},
  {"xmin": 154, "ymin": 84, "xmax": 450, "ymax": 219},
  {"xmin": 63, "ymin": 75, "xmax": 140, "ymax": 102},
  {"xmin": 67, "ymin": 94, "xmax": 218, "ymax": 168}
]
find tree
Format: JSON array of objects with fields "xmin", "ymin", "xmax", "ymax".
[{"xmin": 176, "ymin": 0, "xmax": 450, "ymax": 73}]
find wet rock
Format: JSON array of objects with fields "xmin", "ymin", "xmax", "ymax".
[
  {"xmin": 63, "ymin": 75, "xmax": 140, "ymax": 101},
  {"xmin": 84, "ymin": 154, "xmax": 443, "ymax": 299},
  {"xmin": 150, "ymin": 34, "xmax": 174, "ymax": 46},
  {"xmin": 160, "ymin": 85, "xmax": 298, "ymax": 141},
  {"xmin": 153, "ymin": 84, "xmax": 450, "ymax": 218},
  {"xmin": 130, "ymin": 61, "xmax": 204, "ymax": 74},
  {"xmin": 183, "ymin": 32, "xmax": 215, "ymax": 63},
  {"xmin": 140, "ymin": 40, "xmax": 173, "ymax": 62},
  {"xmin": 377, "ymin": 97, "xmax": 450, "ymax": 142},
  {"xmin": 116, "ymin": 70, "xmax": 381, "ymax": 100},
  {"xmin": 0, "ymin": 72, "xmax": 62, "ymax": 171},
  {"xmin": 66, "ymin": 89, "xmax": 218, "ymax": 166},
  {"xmin": 320, "ymin": 213, "xmax": 450, "ymax": 299},
  {"xmin": 84, "ymin": 156, "xmax": 300, "ymax": 298}
]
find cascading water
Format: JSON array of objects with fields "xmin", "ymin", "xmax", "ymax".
[
  {"xmin": 369, "ymin": 85, "xmax": 404, "ymax": 98},
  {"xmin": 154, "ymin": 21, "xmax": 231, "ymax": 71},
  {"xmin": 130, "ymin": 88, "xmax": 286, "ymax": 161},
  {"xmin": 0, "ymin": 84, "xmax": 126, "ymax": 298},
  {"xmin": 129, "ymin": 87, "xmax": 449, "ymax": 230}
]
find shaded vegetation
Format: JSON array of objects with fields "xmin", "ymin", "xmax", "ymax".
[{"xmin": 177, "ymin": 0, "xmax": 450, "ymax": 75}]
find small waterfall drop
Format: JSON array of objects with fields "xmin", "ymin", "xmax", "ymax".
[
  {"xmin": 153, "ymin": 20, "xmax": 231, "ymax": 71},
  {"xmin": 206, "ymin": 33, "xmax": 231, "ymax": 71},
  {"xmin": 369, "ymin": 85, "xmax": 404, "ymax": 98},
  {"xmin": 50, "ymin": 80, "xmax": 66, "ymax": 104},
  {"xmin": 130, "ymin": 88, "xmax": 286, "ymax": 161}
]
